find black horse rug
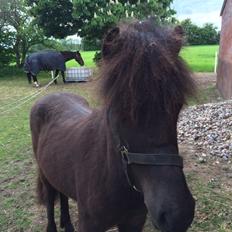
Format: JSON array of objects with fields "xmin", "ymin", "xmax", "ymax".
[{"xmin": 24, "ymin": 50, "xmax": 66, "ymax": 76}]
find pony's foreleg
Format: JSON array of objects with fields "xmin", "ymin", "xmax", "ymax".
[
  {"xmin": 78, "ymin": 223, "xmax": 105, "ymax": 232},
  {"xmin": 32, "ymin": 75, "xmax": 40, "ymax": 88},
  {"xmin": 78, "ymin": 211, "xmax": 105, "ymax": 232},
  {"xmin": 26, "ymin": 72, "xmax": 32, "ymax": 84},
  {"xmin": 61, "ymin": 71, "xmax": 66, "ymax": 83},
  {"xmin": 118, "ymin": 222, "xmax": 145, "ymax": 232},
  {"xmin": 117, "ymin": 209, "xmax": 147, "ymax": 232},
  {"xmin": 60, "ymin": 193, "xmax": 74, "ymax": 232}
]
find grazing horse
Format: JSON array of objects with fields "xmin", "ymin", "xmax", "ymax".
[
  {"xmin": 30, "ymin": 19, "xmax": 196, "ymax": 232},
  {"xmin": 24, "ymin": 51, "xmax": 84, "ymax": 87}
]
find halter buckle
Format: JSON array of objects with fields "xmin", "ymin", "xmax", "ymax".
[{"xmin": 120, "ymin": 146, "xmax": 129, "ymax": 162}]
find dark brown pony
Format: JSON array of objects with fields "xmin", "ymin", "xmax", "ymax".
[{"xmin": 30, "ymin": 19, "xmax": 196, "ymax": 232}]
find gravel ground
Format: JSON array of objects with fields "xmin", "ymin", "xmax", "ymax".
[{"xmin": 178, "ymin": 100, "xmax": 232, "ymax": 162}]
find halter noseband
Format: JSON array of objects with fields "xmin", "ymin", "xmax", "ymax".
[
  {"xmin": 119, "ymin": 145, "xmax": 183, "ymax": 192},
  {"xmin": 120, "ymin": 145, "xmax": 183, "ymax": 167}
]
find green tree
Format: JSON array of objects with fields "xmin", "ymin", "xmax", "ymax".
[
  {"xmin": 28, "ymin": 0, "xmax": 176, "ymax": 41},
  {"xmin": 0, "ymin": 0, "xmax": 45, "ymax": 67},
  {"xmin": 180, "ymin": 19, "xmax": 219, "ymax": 45},
  {"xmin": 180, "ymin": 19, "xmax": 201, "ymax": 45},
  {"xmin": 0, "ymin": 28, "xmax": 14, "ymax": 67},
  {"xmin": 0, "ymin": 0, "xmax": 14, "ymax": 67},
  {"xmin": 200, "ymin": 23, "xmax": 220, "ymax": 45},
  {"xmin": 27, "ymin": 0, "xmax": 80, "ymax": 38}
]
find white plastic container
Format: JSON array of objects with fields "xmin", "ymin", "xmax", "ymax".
[{"xmin": 65, "ymin": 67, "xmax": 92, "ymax": 82}]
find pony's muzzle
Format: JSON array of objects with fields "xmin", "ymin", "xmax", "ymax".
[{"xmin": 154, "ymin": 195, "xmax": 195, "ymax": 232}]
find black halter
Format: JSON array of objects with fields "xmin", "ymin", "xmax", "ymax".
[
  {"xmin": 107, "ymin": 110, "xmax": 183, "ymax": 192},
  {"xmin": 120, "ymin": 145, "xmax": 183, "ymax": 167},
  {"xmin": 119, "ymin": 145, "xmax": 183, "ymax": 192}
]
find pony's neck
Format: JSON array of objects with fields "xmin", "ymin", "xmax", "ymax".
[{"xmin": 60, "ymin": 51, "xmax": 75, "ymax": 62}]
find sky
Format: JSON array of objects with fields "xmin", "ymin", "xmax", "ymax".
[{"xmin": 172, "ymin": 0, "xmax": 224, "ymax": 29}]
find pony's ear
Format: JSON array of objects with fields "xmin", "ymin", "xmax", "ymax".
[
  {"xmin": 102, "ymin": 27, "xmax": 120, "ymax": 58},
  {"xmin": 174, "ymin": 25, "xmax": 184, "ymax": 37},
  {"xmin": 170, "ymin": 25, "xmax": 184, "ymax": 55},
  {"xmin": 105, "ymin": 27, "xmax": 120, "ymax": 43}
]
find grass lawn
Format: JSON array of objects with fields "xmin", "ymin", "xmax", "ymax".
[
  {"xmin": 66, "ymin": 45, "xmax": 219, "ymax": 73},
  {"xmin": 181, "ymin": 45, "xmax": 219, "ymax": 72},
  {"xmin": 0, "ymin": 70, "xmax": 231, "ymax": 231},
  {"xmin": 67, "ymin": 51, "xmax": 96, "ymax": 68}
]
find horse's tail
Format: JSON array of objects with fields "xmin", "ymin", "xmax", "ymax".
[
  {"xmin": 36, "ymin": 171, "xmax": 58, "ymax": 205},
  {"xmin": 36, "ymin": 171, "xmax": 47, "ymax": 205},
  {"xmin": 23, "ymin": 55, "xmax": 30, "ymax": 73}
]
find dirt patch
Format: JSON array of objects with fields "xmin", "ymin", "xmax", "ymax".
[
  {"xmin": 192, "ymin": 73, "xmax": 216, "ymax": 88},
  {"xmin": 88, "ymin": 72, "xmax": 217, "ymax": 89},
  {"xmin": 181, "ymin": 144, "xmax": 232, "ymax": 191}
]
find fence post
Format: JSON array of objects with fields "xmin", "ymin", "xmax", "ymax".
[{"xmin": 214, "ymin": 51, "xmax": 218, "ymax": 74}]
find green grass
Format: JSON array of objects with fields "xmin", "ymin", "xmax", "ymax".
[
  {"xmin": 65, "ymin": 45, "xmax": 219, "ymax": 72},
  {"xmin": 181, "ymin": 45, "xmax": 219, "ymax": 72},
  {"xmin": 66, "ymin": 51, "xmax": 96, "ymax": 68},
  {"xmin": 186, "ymin": 173, "xmax": 232, "ymax": 232},
  {"xmin": 0, "ymin": 45, "xmax": 219, "ymax": 73}
]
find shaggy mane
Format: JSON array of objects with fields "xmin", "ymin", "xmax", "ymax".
[{"xmin": 99, "ymin": 19, "xmax": 196, "ymax": 124}]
